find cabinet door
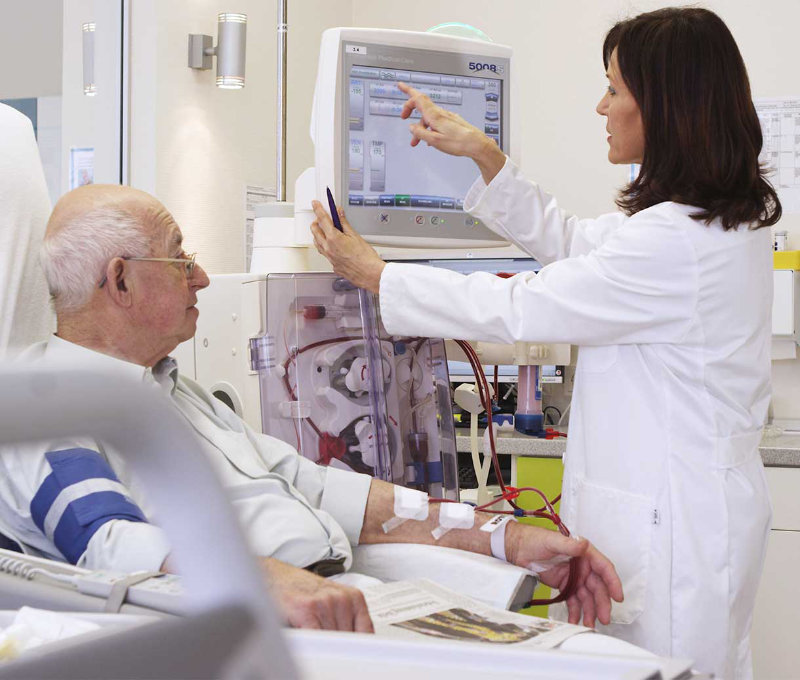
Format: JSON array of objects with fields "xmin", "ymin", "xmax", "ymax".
[
  {"xmin": 514, "ymin": 456, "xmax": 564, "ymax": 618},
  {"xmin": 772, "ymin": 270, "xmax": 795, "ymax": 336},
  {"xmin": 765, "ymin": 468, "xmax": 800, "ymax": 530},
  {"xmin": 751, "ymin": 529, "xmax": 800, "ymax": 679}
]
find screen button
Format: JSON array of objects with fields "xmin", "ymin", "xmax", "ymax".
[
  {"xmin": 440, "ymin": 198, "xmax": 455, "ymax": 210},
  {"xmin": 379, "ymin": 194, "xmax": 395, "ymax": 206},
  {"xmin": 411, "ymin": 195, "xmax": 441, "ymax": 208},
  {"xmin": 395, "ymin": 195, "xmax": 411, "ymax": 207},
  {"xmin": 348, "ymin": 195, "xmax": 364, "ymax": 206}
]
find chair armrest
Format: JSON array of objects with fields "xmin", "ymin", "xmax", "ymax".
[{"xmin": 350, "ymin": 543, "xmax": 537, "ymax": 611}]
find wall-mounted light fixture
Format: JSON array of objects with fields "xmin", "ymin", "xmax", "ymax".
[
  {"xmin": 82, "ymin": 22, "xmax": 96, "ymax": 96},
  {"xmin": 188, "ymin": 13, "xmax": 247, "ymax": 89}
]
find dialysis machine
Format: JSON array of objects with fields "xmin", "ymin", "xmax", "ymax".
[
  {"xmin": 181, "ymin": 28, "xmax": 567, "ymax": 499},
  {"xmin": 250, "ymin": 272, "xmax": 458, "ymax": 498}
]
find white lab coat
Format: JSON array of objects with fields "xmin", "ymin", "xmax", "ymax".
[
  {"xmin": 0, "ymin": 104, "xmax": 54, "ymax": 357},
  {"xmin": 379, "ymin": 160, "xmax": 772, "ymax": 679}
]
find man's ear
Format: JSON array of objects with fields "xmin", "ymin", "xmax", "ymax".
[{"xmin": 105, "ymin": 258, "xmax": 133, "ymax": 307}]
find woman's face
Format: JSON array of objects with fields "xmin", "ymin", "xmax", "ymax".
[{"xmin": 596, "ymin": 48, "xmax": 645, "ymax": 164}]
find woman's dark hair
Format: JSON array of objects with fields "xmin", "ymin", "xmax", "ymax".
[{"xmin": 603, "ymin": 7, "xmax": 781, "ymax": 229}]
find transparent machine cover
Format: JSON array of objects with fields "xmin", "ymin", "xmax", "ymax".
[{"xmin": 250, "ymin": 273, "xmax": 458, "ymax": 499}]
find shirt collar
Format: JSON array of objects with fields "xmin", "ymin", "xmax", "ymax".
[
  {"xmin": 152, "ymin": 356, "xmax": 179, "ymax": 395},
  {"xmin": 43, "ymin": 335, "xmax": 180, "ymax": 396},
  {"xmin": 44, "ymin": 335, "xmax": 149, "ymax": 382}
]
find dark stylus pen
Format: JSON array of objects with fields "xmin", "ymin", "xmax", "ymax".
[{"xmin": 326, "ymin": 187, "xmax": 344, "ymax": 232}]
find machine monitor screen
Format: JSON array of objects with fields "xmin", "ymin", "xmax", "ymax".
[{"xmin": 339, "ymin": 38, "xmax": 511, "ymax": 246}]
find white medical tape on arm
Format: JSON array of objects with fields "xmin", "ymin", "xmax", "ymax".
[
  {"xmin": 382, "ymin": 487, "xmax": 429, "ymax": 533},
  {"xmin": 431, "ymin": 503, "xmax": 475, "ymax": 540}
]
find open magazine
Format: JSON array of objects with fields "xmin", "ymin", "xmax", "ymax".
[{"xmin": 361, "ymin": 579, "xmax": 587, "ymax": 648}]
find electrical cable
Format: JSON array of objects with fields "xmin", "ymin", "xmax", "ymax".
[{"xmin": 0, "ymin": 554, "xmax": 77, "ymax": 586}]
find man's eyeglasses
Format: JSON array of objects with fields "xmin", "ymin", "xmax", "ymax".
[{"xmin": 98, "ymin": 253, "xmax": 198, "ymax": 288}]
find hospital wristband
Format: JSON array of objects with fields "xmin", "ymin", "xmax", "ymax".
[{"xmin": 489, "ymin": 516, "xmax": 513, "ymax": 562}]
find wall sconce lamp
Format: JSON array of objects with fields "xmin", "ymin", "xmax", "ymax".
[
  {"xmin": 188, "ymin": 13, "xmax": 247, "ymax": 89},
  {"xmin": 82, "ymin": 22, "xmax": 96, "ymax": 96}
]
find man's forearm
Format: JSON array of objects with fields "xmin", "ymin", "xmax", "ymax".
[
  {"xmin": 357, "ymin": 478, "xmax": 499, "ymax": 557},
  {"xmin": 357, "ymin": 480, "xmax": 625, "ymax": 628}
]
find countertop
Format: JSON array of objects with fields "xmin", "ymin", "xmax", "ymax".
[{"xmin": 454, "ymin": 428, "xmax": 800, "ymax": 468}]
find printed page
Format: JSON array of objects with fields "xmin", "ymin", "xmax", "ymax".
[
  {"xmin": 362, "ymin": 579, "xmax": 587, "ymax": 649},
  {"xmin": 756, "ymin": 98, "xmax": 800, "ymax": 214}
]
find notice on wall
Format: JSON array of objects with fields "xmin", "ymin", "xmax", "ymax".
[
  {"xmin": 245, "ymin": 185, "xmax": 275, "ymax": 270},
  {"xmin": 69, "ymin": 147, "xmax": 94, "ymax": 190},
  {"xmin": 756, "ymin": 98, "xmax": 800, "ymax": 214}
]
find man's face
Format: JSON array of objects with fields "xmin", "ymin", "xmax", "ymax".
[{"xmin": 128, "ymin": 207, "xmax": 209, "ymax": 357}]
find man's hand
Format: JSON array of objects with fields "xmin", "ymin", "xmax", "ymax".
[
  {"xmin": 260, "ymin": 557, "xmax": 374, "ymax": 633},
  {"xmin": 504, "ymin": 522, "xmax": 624, "ymax": 628}
]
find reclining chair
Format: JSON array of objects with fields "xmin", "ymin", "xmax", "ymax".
[{"xmin": 0, "ymin": 103, "xmax": 55, "ymax": 358}]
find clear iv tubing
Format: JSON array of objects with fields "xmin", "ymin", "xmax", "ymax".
[{"xmin": 450, "ymin": 339, "xmax": 578, "ymax": 606}]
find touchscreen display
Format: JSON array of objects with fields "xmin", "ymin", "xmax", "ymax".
[{"xmin": 346, "ymin": 65, "xmax": 503, "ymax": 211}]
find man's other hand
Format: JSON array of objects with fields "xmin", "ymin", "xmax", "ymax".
[
  {"xmin": 260, "ymin": 558, "xmax": 375, "ymax": 633},
  {"xmin": 505, "ymin": 523, "xmax": 624, "ymax": 628}
]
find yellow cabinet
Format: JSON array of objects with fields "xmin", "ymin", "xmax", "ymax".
[{"xmin": 513, "ymin": 456, "xmax": 564, "ymax": 618}]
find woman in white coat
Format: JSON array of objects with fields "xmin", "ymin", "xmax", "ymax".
[{"xmin": 311, "ymin": 7, "xmax": 780, "ymax": 678}]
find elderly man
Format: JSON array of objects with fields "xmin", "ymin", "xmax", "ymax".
[{"xmin": 0, "ymin": 184, "xmax": 622, "ymax": 633}]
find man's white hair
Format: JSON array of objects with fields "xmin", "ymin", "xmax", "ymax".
[{"xmin": 40, "ymin": 206, "xmax": 151, "ymax": 313}]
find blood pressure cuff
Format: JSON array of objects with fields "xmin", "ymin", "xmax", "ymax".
[{"xmin": 30, "ymin": 448, "xmax": 148, "ymax": 564}]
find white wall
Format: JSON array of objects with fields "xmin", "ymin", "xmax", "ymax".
[
  {"xmin": 0, "ymin": 0, "xmax": 62, "ymax": 100},
  {"xmin": 61, "ymin": 0, "xmax": 94, "ymax": 194},
  {"xmin": 36, "ymin": 96, "xmax": 62, "ymax": 207},
  {"xmin": 61, "ymin": 0, "xmax": 124, "ymax": 194},
  {"xmin": 128, "ymin": 0, "xmax": 354, "ymax": 275},
  {"xmin": 0, "ymin": 1, "xmax": 63, "ymax": 205}
]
